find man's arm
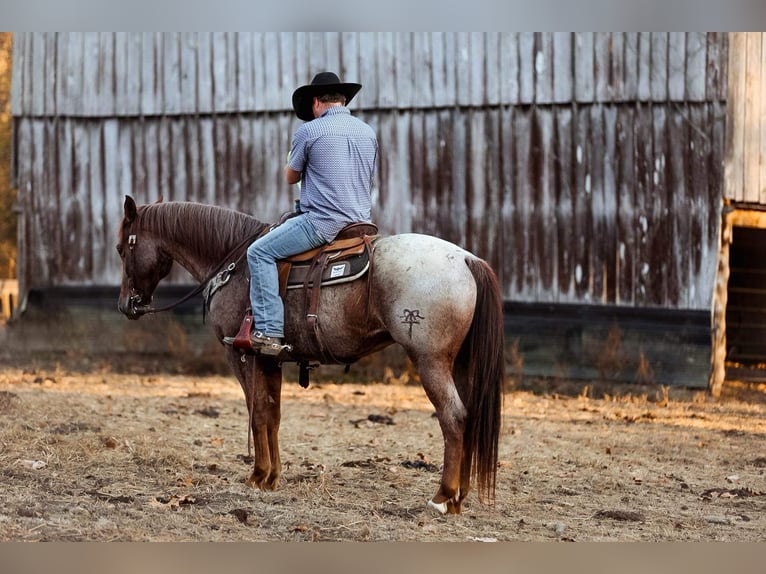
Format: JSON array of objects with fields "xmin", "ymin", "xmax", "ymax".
[{"xmin": 284, "ymin": 165, "xmax": 302, "ymax": 185}]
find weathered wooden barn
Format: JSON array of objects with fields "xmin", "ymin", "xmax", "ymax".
[{"xmin": 10, "ymin": 32, "xmax": 761, "ymax": 392}]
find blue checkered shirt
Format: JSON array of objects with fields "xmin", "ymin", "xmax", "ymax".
[{"xmin": 287, "ymin": 106, "xmax": 378, "ymax": 242}]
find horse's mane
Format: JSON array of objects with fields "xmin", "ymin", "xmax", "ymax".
[{"xmin": 136, "ymin": 201, "xmax": 270, "ymax": 260}]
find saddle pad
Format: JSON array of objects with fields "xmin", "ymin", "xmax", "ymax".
[{"xmin": 285, "ymin": 250, "xmax": 370, "ymax": 289}]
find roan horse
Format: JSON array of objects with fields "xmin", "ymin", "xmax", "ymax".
[{"xmin": 116, "ymin": 195, "xmax": 504, "ymax": 514}]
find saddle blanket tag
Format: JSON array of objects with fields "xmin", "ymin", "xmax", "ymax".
[{"xmin": 330, "ymin": 263, "xmax": 346, "ymax": 279}]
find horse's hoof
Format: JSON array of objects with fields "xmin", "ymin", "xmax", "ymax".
[{"xmin": 427, "ymin": 499, "xmax": 448, "ymax": 515}]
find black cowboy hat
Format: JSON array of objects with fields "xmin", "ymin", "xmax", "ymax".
[{"xmin": 291, "ymin": 71, "xmax": 362, "ymax": 121}]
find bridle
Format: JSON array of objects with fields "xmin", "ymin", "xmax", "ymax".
[{"xmin": 122, "ymin": 223, "xmax": 263, "ymax": 317}]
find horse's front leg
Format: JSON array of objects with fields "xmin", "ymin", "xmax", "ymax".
[{"xmin": 244, "ymin": 356, "xmax": 283, "ymax": 490}]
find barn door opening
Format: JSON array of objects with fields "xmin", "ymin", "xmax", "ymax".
[{"xmin": 725, "ymin": 224, "xmax": 766, "ymax": 381}]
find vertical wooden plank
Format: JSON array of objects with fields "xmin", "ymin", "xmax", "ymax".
[
  {"xmin": 54, "ymin": 119, "xmax": 71, "ymax": 281},
  {"xmin": 552, "ymin": 32, "xmax": 572, "ymax": 104},
  {"xmin": 198, "ymin": 117, "xmax": 216, "ymax": 205},
  {"xmin": 484, "ymin": 32, "xmax": 501, "ymax": 106},
  {"xmin": 667, "ymin": 32, "xmax": 686, "ymax": 101},
  {"xmin": 422, "ymin": 111, "xmax": 440, "ymax": 236},
  {"xmin": 534, "ymin": 33, "xmax": 553, "ymax": 105},
  {"xmin": 30, "ymin": 33, "xmax": 46, "ymax": 116},
  {"xmin": 573, "ymin": 32, "xmax": 594, "ymax": 103},
  {"xmin": 414, "ymin": 32, "xmax": 435, "ymax": 107},
  {"xmin": 237, "ymin": 33, "xmax": 256, "ymax": 112},
  {"xmin": 589, "ymin": 105, "xmax": 606, "ymax": 302},
  {"xmin": 411, "ymin": 32, "xmax": 435, "ymax": 108},
  {"xmin": 69, "ymin": 33, "xmax": 86, "ymax": 116},
  {"xmin": 594, "ymin": 32, "xmax": 611, "ymax": 102},
  {"xmin": 308, "ymin": 32, "xmax": 326, "ymax": 78},
  {"xmin": 499, "ymin": 105, "xmax": 515, "ymax": 299},
  {"xmin": 183, "ymin": 118, "xmax": 199, "ymax": 201},
  {"xmin": 636, "ymin": 32, "xmax": 652, "ymax": 102},
  {"xmin": 408, "ymin": 111, "xmax": 425, "ymax": 232},
  {"xmin": 180, "ymin": 33, "xmax": 200, "ymax": 114},
  {"xmin": 705, "ymin": 32, "xmax": 724, "ymax": 101},
  {"xmin": 43, "ymin": 33, "xmax": 57, "ymax": 115},
  {"xmin": 395, "ymin": 32, "xmax": 414, "ymax": 108},
  {"xmin": 196, "ymin": 33, "xmax": 214, "ymax": 114},
  {"xmin": 53, "ymin": 33, "xmax": 68, "ymax": 116},
  {"xmin": 225, "ymin": 33, "xmax": 239, "ymax": 112},
  {"xmin": 325, "ymin": 32, "xmax": 341, "ymax": 76},
  {"xmin": 514, "ymin": 107, "xmax": 533, "ymax": 297},
  {"xmin": 469, "ymin": 32, "xmax": 486, "ymax": 106},
  {"xmin": 573, "ymin": 104, "xmax": 592, "ymax": 301},
  {"xmin": 278, "ymin": 32, "xmax": 298, "ymax": 108},
  {"xmin": 377, "ymin": 32, "xmax": 396, "ymax": 108},
  {"xmin": 685, "ymin": 32, "xmax": 707, "ymax": 102},
  {"xmin": 100, "ymin": 33, "xmax": 116, "ymax": 116},
  {"xmin": 89, "ymin": 121, "xmax": 105, "ymax": 281},
  {"xmin": 116, "ymin": 120, "xmax": 134, "ymax": 222},
  {"xmin": 623, "ymin": 33, "xmax": 639, "ymax": 101},
  {"xmin": 667, "ymin": 107, "xmax": 688, "ymax": 307},
  {"xmin": 687, "ymin": 105, "xmax": 711, "ymax": 302},
  {"xmin": 441, "ymin": 33, "xmax": 458, "ymax": 107},
  {"xmin": 466, "ymin": 109, "xmax": 486, "ymax": 256},
  {"xmin": 602, "ymin": 106, "xmax": 618, "ymax": 303},
  {"xmin": 744, "ymin": 33, "xmax": 762, "ymax": 203},
  {"xmin": 67, "ymin": 121, "xmax": 89, "ymax": 279},
  {"xmin": 357, "ymin": 33, "xmax": 378, "ymax": 108},
  {"xmin": 250, "ymin": 33, "xmax": 265, "ymax": 113},
  {"xmin": 535, "ymin": 108, "xmax": 555, "ymax": 294},
  {"xmin": 719, "ymin": 33, "xmax": 729, "ymax": 101},
  {"xmin": 650, "ymin": 105, "xmax": 668, "ymax": 306},
  {"xmin": 616, "ymin": 106, "xmax": 636, "ymax": 305},
  {"xmin": 10, "ymin": 33, "xmax": 25, "ymax": 116},
  {"xmin": 139, "ymin": 33, "xmax": 158, "ymax": 116},
  {"xmin": 455, "ymin": 32, "xmax": 471, "ymax": 106},
  {"xmin": 500, "ymin": 32, "xmax": 519, "ymax": 105},
  {"xmin": 450, "ymin": 110, "xmax": 467, "ymax": 247},
  {"xmin": 172, "ymin": 119, "xmax": 188, "ymax": 201},
  {"xmin": 724, "ymin": 33, "xmax": 745, "ymax": 201},
  {"xmin": 650, "ymin": 32, "xmax": 668, "ymax": 101},
  {"xmin": 338, "ymin": 32, "xmax": 360, "ymax": 88},
  {"xmin": 610, "ymin": 32, "xmax": 625, "ymax": 101},
  {"xmin": 260, "ymin": 33, "xmax": 280, "ymax": 111},
  {"xmin": 633, "ymin": 103, "xmax": 653, "ymax": 306},
  {"xmin": 373, "ymin": 111, "xmax": 396, "ymax": 233},
  {"xmin": 211, "ymin": 32, "xmax": 228, "ymax": 113},
  {"xmin": 553, "ymin": 106, "xmax": 573, "ymax": 300},
  {"xmin": 161, "ymin": 32, "xmax": 181, "ymax": 115},
  {"xmin": 115, "ymin": 33, "xmax": 141, "ymax": 115},
  {"xmin": 518, "ymin": 32, "xmax": 535, "ymax": 104}
]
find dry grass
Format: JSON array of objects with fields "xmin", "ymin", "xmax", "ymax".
[{"xmin": 0, "ymin": 361, "xmax": 765, "ymax": 541}]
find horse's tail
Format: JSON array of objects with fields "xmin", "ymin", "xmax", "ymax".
[{"xmin": 461, "ymin": 257, "xmax": 505, "ymax": 504}]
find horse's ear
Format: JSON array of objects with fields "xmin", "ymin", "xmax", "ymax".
[{"xmin": 124, "ymin": 195, "xmax": 137, "ymax": 223}]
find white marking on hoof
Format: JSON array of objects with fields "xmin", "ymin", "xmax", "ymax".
[{"xmin": 428, "ymin": 499, "xmax": 448, "ymax": 515}]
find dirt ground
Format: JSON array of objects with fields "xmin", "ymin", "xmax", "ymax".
[{"xmin": 0, "ymin": 350, "xmax": 765, "ymax": 542}]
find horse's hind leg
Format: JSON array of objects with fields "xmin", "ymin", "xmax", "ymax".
[{"xmin": 416, "ymin": 356, "xmax": 468, "ymax": 514}]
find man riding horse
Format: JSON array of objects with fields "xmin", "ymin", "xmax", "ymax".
[{"xmin": 224, "ymin": 72, "xmax": 378, "ymax": 355}]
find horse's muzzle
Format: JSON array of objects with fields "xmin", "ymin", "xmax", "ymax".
[{"xmin": 118, "ymin": 293, "xmax": 151, "ymax": 320}]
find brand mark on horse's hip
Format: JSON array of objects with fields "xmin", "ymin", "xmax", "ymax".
[{"xmin": 399, "ymin": 308, "xmax": 425, "ymax": 338}]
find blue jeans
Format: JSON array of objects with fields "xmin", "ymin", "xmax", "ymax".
[{"xmin": 247, "ymin": 214, "xmax": 326, "ymax": 338}]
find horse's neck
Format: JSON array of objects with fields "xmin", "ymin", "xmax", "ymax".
[
  {"xmin": 162, "ymin": 239, "xmax": 212, "ymax": 283},
  {"xmin": 148, "ymin": 204, "xmax": 263, "ymax": 283}
]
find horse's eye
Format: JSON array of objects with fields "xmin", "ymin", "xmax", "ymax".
[{"xmin": 116, "ymin": 244, "xmax": 124, "ymax": 257}]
